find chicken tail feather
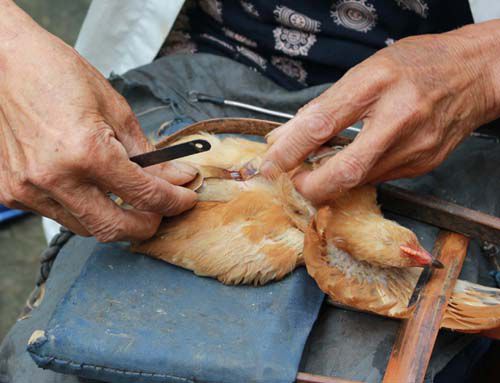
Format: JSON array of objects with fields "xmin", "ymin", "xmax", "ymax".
[{"xmin": 442, "ymin": 280, "xmax": 500, "ymax": 331}]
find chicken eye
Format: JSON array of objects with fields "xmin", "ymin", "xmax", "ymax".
[{"xmin": 382, "ymin": 237, "xmax": 392, "ymax": 246}]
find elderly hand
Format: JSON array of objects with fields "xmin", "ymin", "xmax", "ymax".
[
  {"xmin": 0, "ymin": 2, "xmax": 197, "ymax": 242},
  {"xmin": 262, "ymin": 21, "xmax": 500, "ymax": 203}
]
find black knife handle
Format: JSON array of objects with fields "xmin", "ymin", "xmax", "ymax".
[{"xmin": 130, "ymin": 139, "xmax": 211, "ymax": 168}]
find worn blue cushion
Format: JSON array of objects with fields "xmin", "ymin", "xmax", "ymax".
[{"xmin": 27, "ymin": 241, "xmax": 324, "ymax": 383}]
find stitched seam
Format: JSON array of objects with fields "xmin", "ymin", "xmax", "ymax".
[{"xmin": 32, "ymin": 353, "xmax": 194, "ymax": 383}]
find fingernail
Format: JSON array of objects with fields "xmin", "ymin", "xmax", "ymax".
[
  {"xmin": 172, "ymin": 162, "xmax": 198, "ymax": 177},
  {"xmin": 260, "ymin": 160, "xmax": 282, "ymax": 180},
  {"xmin": 265, "ymin": 132, "xmax": 277, "ymax": 145}
]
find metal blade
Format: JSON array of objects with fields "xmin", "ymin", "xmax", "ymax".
[{"xmin": 130, "ymin": 139, "xmax": 211, "ymax": 168}]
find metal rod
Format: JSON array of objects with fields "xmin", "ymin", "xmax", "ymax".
[
  {"xmin": 189, "ymin": 91, "xmax": 361, "ymax": 134},
  {"xmin": 223, "ymin": 99, "xmax": 361, "ymax": 134},
  {"xmin": 189, "ymin": 91, "xmax": 498, "ymax": 141},
  {"xmin": 222, "ymin": 100, "xmax": 295, "ymax": 119}
]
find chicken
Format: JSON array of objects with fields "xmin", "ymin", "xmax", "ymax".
[
  {"xmin": 303, "ymin": 171, "xmax": 500, "ymax": 329},
  {"xmin": 132, "ymin": 131, "xmax": 500, "ymax": 332},
  {"xmin": 132, "ymin": 134, "xmax": 313, "ymax": 285}
]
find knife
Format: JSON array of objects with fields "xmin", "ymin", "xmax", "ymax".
[{"xmin": 130, "ymin": 139, "xmax": 211, "ymax": 168}]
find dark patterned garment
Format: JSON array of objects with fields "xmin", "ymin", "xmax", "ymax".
[{"xmin": 160, "ymin": 0, "xmax": 473, "ymax": 90}]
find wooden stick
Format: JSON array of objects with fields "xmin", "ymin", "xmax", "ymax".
[
  {"xmin": 383, "ymin": 231, "xmax": 469, "ymax": 383},
  {"xmin": 378, "ymin": 184, "xmax": 500, "ymax": 245},
  {"xmin": 296, "ymin": 372, "xmax": 362, "ymax": 383}
]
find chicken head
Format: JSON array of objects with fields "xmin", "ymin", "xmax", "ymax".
[{"xmin": 325, "ymin": 185, "xmax": 440, "ymax": 269}]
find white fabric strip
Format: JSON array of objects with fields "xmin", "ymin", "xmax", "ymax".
[
  {"xmin": 469, "ymin": 0, "xmax": 500, "ymax": 23},
  {"xmin": 75, "ymin": 0, "xmax": 185, "ymax": 77}
]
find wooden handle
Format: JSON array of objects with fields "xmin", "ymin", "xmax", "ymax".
[{"xmin": 382, "ymin": 231, "xmax": 469, "ymax": 383}]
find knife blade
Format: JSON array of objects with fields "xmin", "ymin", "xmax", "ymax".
[{"xmin": 130, "ymin": 139, "xmax": 211, "ymax": 168}]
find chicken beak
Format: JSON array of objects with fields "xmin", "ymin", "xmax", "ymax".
[
  {"xmin": 431, "ymin": 258, "xmax": 445, "ymax": 269},
  {"xmin": 400, "ymin": 245, "xmax": 442, "ymax": 268}
]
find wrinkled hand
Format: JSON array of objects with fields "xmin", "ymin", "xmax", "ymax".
[
  {"xmin": 0, "ymin": 2, "xmax": 197, "ymax": 241},
  {"xmin": 262, "ymin": 21, "xmax": 500, "ymax": 203}
]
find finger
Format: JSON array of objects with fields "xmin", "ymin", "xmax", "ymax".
[
  {"xmin": 293, "ymin": 121, "xmax": 393, "ymax": 203},
  {"xmin": 8, "ymin": 183, "xmax": 89, "ymax": 235},
  {"xmin": 368, "ymin": 166, "xmax": 422, "ymax": 184},
  {"xmin": 103, "ymin": 95, "xmax": 150, "ymax": 157},
  {"xmin": 89, "ymin": 137, "xmax": 197, "ymax": 216},
  {"xmin": 107, "ymin": 110, "xmax": 198, "ymax": 185},
  {"xmin": 53, "ymin": 183, "xmax": 161, "ymax": 242},
  {"xmin": 362, "ymin": 132, "xmax": 435, "ymax": 184},
  {"xmin": 364, "ymin": 154, "xmax": 416, "ymax": 184},
  {"xmin": 308, "ymin": 145, "xmax": 343, "ymax": 164},
  {"xmin": 31, "ymin": 198, "xmax": 90, "ymax": 236},
  {"xmin": 265, "ymin": 63, "xmax": 378, "ymax": 146},
  {"xmin": 150, "ymin": 161, "xmax": 198, "ymax": 186},
  {"xmin": 366, "ymin": 152, "xmax": 435, "ymax": 184},
  {"xmin": 261, "ymin": 85, "xmax": 371, "ymax": 178}
]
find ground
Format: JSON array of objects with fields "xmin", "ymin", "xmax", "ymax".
[{"xmin": 0, "ymin": 0, "xmax": 91, "ymax": 341}]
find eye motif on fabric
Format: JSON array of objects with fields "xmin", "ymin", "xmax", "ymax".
[
  {"xmin": 199, "ymin": 0, "xmax": 223, "ymax": 23},
  {"xmin": 240, "ymin": 0, "xmax": 260, "ymax": 18},
  {"xmin": 274, "ymin": 6, "xmax": 322, "ymax": 33},
  {"xmin": 273, "ymin": 6, "xmax": 321, "ymax": 57},
  {"xmin": 331, "ymin": 0, "xmax": 378, "ymax": 33},
  {"xmin": 271, "ymin": 56, "xmax": 308, "ymax": 86},
  {"xmin": 395, "ymin": 0, "xmax": 429, "ymax": 18}
]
